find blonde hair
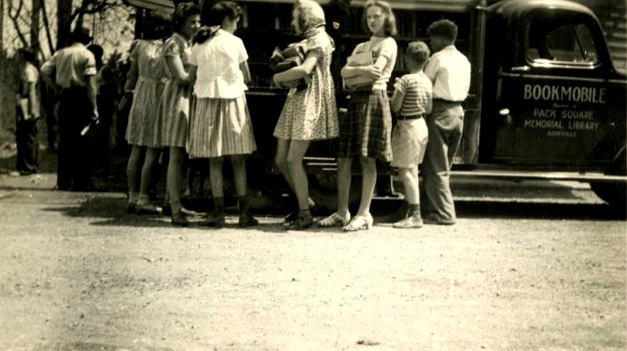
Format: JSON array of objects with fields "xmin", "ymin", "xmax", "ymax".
[{"xmin": 294, "ymin": 0, "xmax": 326, "ymax": 34}]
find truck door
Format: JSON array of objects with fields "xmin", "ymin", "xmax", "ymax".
[{"xmin": 491, "ymin": 8, "xmax": 625, "ymax": 167}]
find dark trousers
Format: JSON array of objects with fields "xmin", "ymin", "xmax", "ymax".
[
  {"xmin": 421, "ymin": 101, "xmax": 464, "ymax": 222},
  {"xmin": 57, "ymin": 87, "xmax": 93, "ymax": 190},
  {"xmin": 16, "ymin": 118, "xmax": 39, "ymax": 174}
]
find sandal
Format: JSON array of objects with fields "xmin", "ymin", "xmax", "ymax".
[
  {"xmin": 342, "ymin": 213, "xmax": 373, "ymax": 232},
  {"xmin": 317, "ymin": 212, "xmax": 350, "ymax": 228}
]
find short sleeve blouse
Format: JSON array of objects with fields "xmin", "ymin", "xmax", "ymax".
[
  {"xmin": 189, "ymin": 29, "xmax": 248, "ymax": 99},
  {"xmin": 352, "ymin": 36, "xmax": 397, "ymax": 91},
  {"xmin": 163, "ymin": 33, "xmax": 191, "ymax": 78}
]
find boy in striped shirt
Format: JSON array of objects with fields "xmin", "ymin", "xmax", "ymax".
[{"xmin": 390, "ymin": 41, "xmax": 432, "ymax": 228}]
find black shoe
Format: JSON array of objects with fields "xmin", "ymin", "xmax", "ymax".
[
  {"xmin": 125, "ymin": 202, "xmax": 137, "ymax": 214},
  {"xmin": 239, "ymin": 214, "xmax": 259, "ymax": 228},
  {"xmin": 283, "ymin": 211, "xmax": 298, "ymax": 226},
  {"xmin": 203, "ymin": 213, "xmax": 225, "ymax": 228},
  {"xmin": 171, "ymin": 211, "xmax": 189, "ymax": 227},
  {"xmin": 161, "ymin": 204, "xmax": 172, "ymax": 217}
]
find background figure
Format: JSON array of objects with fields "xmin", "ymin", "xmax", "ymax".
[
  {"xmin": 15, "ymin": 47, "xmax": 41, "ymax": 175},
  {"xmin": 40, "ymin": 26, "xmax": 99, "ymax": 191},
  {"xmin": 320, "ymin": 0, "xmax": 397, "ymax": 231},
  {"xmin": 161, "ymin": 2, "xmax": 201, "ymax": 226},
  {"xmin": 421, "ymin": 19, "xmax": 471, "ymax": 225},
  {"xmin": 272, "ymin": 0, "xmax": 339, "ymax": 230},
  {"xmin": 124, "ymin": 10, "xmax": 171, "ymax": 213},
  {"xmin": 188, "ymin": 1, "xmax": 258, "ymax": 228},
  {"xmin": 88, "ymin": 44, "xmax": 114, "ymax": 176}
]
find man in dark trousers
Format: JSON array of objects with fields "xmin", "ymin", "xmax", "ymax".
[
  {"xmin": 422, "ymin": 19, "xmax": 471, "ymax": 225},
  {"xmin": 41, "ymin": 25, "xmax": 100, "ymax": 191}
]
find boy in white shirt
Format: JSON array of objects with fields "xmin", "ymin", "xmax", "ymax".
[{"xmin": 390, "ymin": 41, "xmax": 432, "ymax": 228}]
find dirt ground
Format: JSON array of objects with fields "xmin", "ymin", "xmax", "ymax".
[{"xmin": 0, "ymin": 147, "xmax": 625, "ymax": 351}]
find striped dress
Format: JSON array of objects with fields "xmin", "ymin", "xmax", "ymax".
[
  {"xmin": 161, "ymin": 33, "xmax": 192, "ymax": 148},
  {"xmin": 125, "ymin": 40, "xmax": 167, "ymax": 147},
  {"xmin": 187, "ymin": 29, "xmax": 256, "ymax": 158}
]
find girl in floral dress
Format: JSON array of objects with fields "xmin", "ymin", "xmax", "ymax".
[
  {"xmin": 319, "ymin": 0, "xmax": 398, "ymax": 231},
  {"xmin": 188, "ymin": 1, "xmax": 258, "ymax": 228},
  {"xmin": 160, "ymin": 2, "xmax": 201, "ymax": 226},
  {"xmin": 124, "ymin": 10, "xmax": 171, "ymax": 214},
  {"xmin": 272, "ymin": 0, "xmax": 339, "ymax": 230}
]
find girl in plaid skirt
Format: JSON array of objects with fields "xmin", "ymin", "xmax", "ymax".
[{"xmin": 319, "ymin": 0, "xmax": 398, "ymax": 231}]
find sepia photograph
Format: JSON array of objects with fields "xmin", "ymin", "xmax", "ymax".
[{"xmin": 0, "ymin": 0, "xmax": 625, "ymax": 349}]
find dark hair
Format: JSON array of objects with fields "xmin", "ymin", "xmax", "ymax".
[
  {"xmin": 88, "ymin": 44, "xmax": 104, "ymax": 68},
  {"xmin": 172, "ymin": 2, "xmax": 201, "ymax": 33},
  {"xmin": 143, "ymin": 9, "xmax": 172, "ymax": 40},
  {"xmin": 195, "ymin": 1, "xmax": 242, "ymax": 44},
  {"xmin": 362, "ymin": 0, "xmax": 397, "ymax": 36},
  {"xmin": 427, "ymin": 19, "xmax": 458, "ymax": 43},
  {"xmin": 18, "ymin": 47, "xmax": 37, "ymax": 64},
  {"xmin": 405, "ymin": 41, "xmax": 430, "ymax": 65},
  {"xmin": 202, "ymin": 1, "xmax": 242, "ymax": 26},
  {"xmin": 70, "ymin": 25, "xmax": 93, "ymax": 44}
]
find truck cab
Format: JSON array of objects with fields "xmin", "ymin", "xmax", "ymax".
[{"xmin": 467, "ymin": 0, "xmax": 627, "ymax": 205}]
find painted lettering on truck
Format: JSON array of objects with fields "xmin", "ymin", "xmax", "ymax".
[{"xmin": 521, "ymin": 84, "xmax": 605, "ymax": 138}]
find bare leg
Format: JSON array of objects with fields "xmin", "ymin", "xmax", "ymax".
[
  {"xmin": 274, "ymin": 138, "xmax": 295, "ymax": 192},
  {"xmin": 127, "ymin": 145, "xmax": 144, "ymax": 203},
  {"xmin": 356, "ymin": 156, "xmax": 377, "ymax": 217},
  {"xmin": 285, "ymin": 140, "xmax": 311, "ymax": 210},
  {"xmin": 231, "ymin": 155, "xmax": 248, "ymax": 197},
  {"xmin": 398, "ymin": 167, "xmax": 419, "ymax": 205},
  {"xmin": 209, "ymin": 157, "xmax": 224, "ymax": 198},
  {"xmin": 167, "ymin": 147, "xmax": 186, "ymax": 213},
  {"xmin": 336, "ymin": 157, "xmax": 352, "ymax": 217},
  {"xmin": 137, "ymin": 147, "xmax": 161, "ymax": 205}
]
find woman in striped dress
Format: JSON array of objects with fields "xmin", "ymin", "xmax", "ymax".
[
  {"xmin": 161, "ymin": 3, "xmax": 201, "ymax": 226},
  {"xmin": 187, "ymin": 1, "xmax": 257, "ymax": 228},
  {"xmin": 124, "ymin": 10, "xmax": 171, "ymax": 214}
]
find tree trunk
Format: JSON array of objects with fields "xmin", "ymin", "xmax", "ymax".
[
  {"xmin": 57, "ymin": 0, "xmax": 73, "ymax": 49},
  {"xmin": 31, "ymin": 0, "xmax": 41, "ymax": 51}
]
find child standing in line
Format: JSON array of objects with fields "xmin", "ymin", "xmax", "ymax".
[
  {"xmin": 319, "ymin": 0, "xmax": 397, "ymax": 231},
  {"xmin": 272, "ymin": 0, "xmax": 339, "ymax": 230},
  {"xmin": 389, "ymin": 41, "xmax": 432, "ymax": 228},
  {"xmin": 188, "ymin": 1, "xmax": 258, "ymax": 228}
]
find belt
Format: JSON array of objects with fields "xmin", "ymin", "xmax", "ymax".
[
  {"xmin": 396, "ymin": 114, "xmax": 424, "ymax": 120},
  {"xmin": 433, "ymin": 98, "xmax": 464, "ymax": 104}
]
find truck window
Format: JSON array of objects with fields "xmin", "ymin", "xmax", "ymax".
[{"xmin": 526, "ymin": 13, "xmax": 599, "ymax": 67}]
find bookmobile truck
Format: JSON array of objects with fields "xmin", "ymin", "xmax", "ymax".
[{"xmin": 125, "ymin": 0, "xmax": 627, "ymax": 208}]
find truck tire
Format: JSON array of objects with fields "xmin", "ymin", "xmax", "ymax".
[
  {"xmin": 590, "ymin": 146, "xmax": 626, "ymax": 208},
  {"xmin": 590, "ymin": 182, "xmax": 626, "ymax": 208}
]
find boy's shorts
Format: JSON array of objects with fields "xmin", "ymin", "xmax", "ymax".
[{"xmin": 391, "ymin": 118, "xmax": 428, "ymax": 169}]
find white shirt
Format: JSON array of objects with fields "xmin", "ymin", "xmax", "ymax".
[
  {"xmin": 424, "ymin": 45, "xmax": 471, "ymax": 102},
  {"xmin": 189, "ymin": 29, "xmax": 248, "ymax": 99}
]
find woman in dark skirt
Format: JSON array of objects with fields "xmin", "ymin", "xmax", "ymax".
[{"xmin": 318, "ymin": 0, "xmax": 398, "ymax": 231}]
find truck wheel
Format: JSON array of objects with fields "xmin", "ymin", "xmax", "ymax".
[
  {"xmin": 590, "ymin": 146, "xmax": 626, "ymax": 208},
  {"xmin": 590, "ymin": 182, "xmax": 626, "ymax": 208}
]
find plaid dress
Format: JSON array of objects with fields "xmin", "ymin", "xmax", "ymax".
[
  {"xmin": 338, "ymin": 89, "xmax": 392, "ymax": 161},
  {"xmin": 337, "ymin": 37, "xmax": 396, "ymax": 161}
]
